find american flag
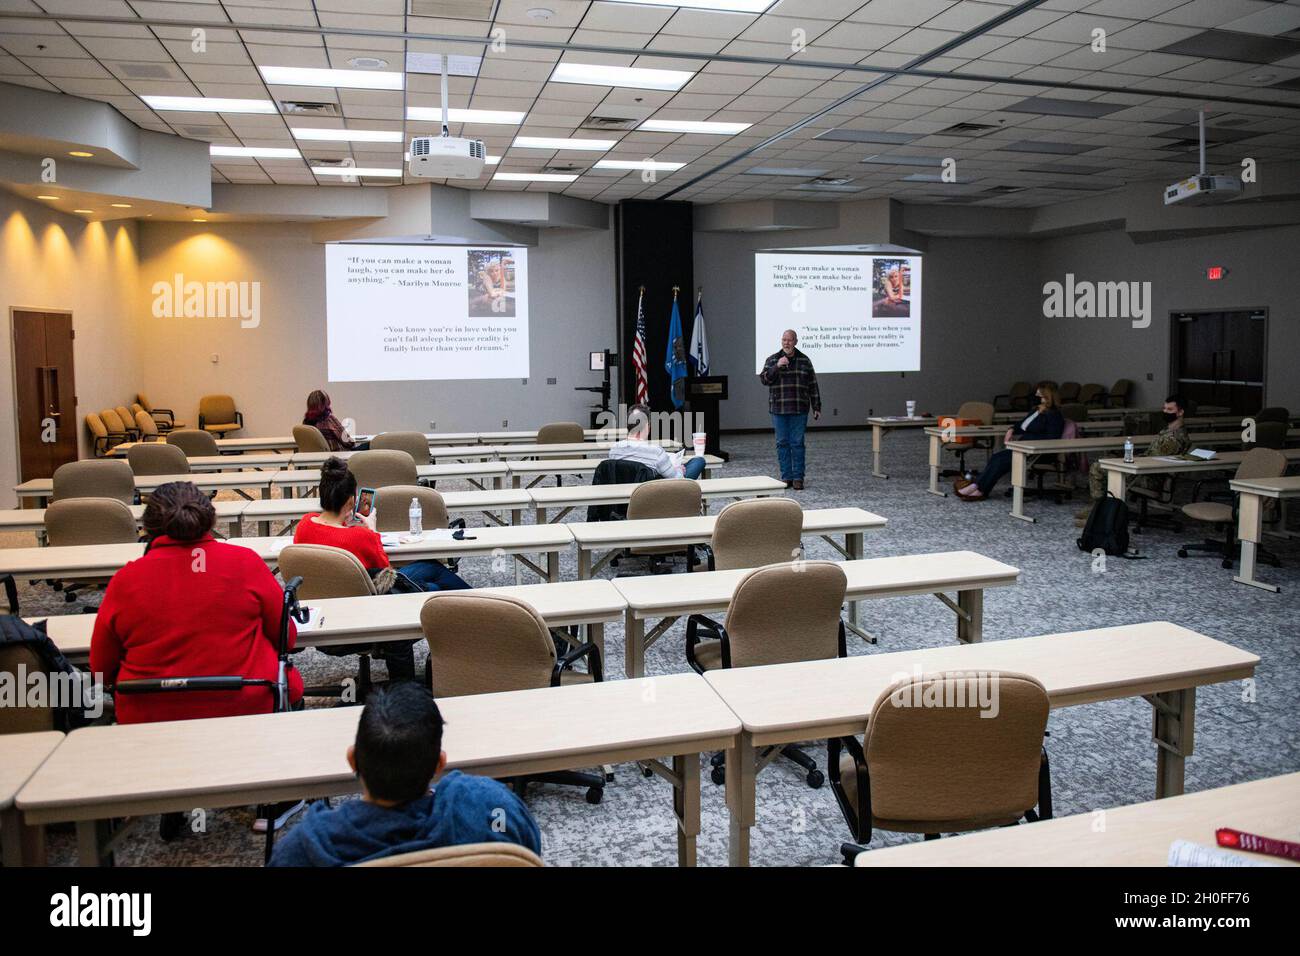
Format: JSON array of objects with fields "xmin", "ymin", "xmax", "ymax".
[{"xmin": 631, "ymin": 288, "xmax": 648, "ymax": 405}]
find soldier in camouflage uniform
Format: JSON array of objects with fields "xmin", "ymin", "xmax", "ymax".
[{"xmin": 1086, "ymin": 395, "xmax": 1190, "ymax": 501}]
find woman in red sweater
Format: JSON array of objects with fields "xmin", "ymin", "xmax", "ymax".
[{"xmin": 91, "ymin": 481, "xmax": 303, "ymax": 725}]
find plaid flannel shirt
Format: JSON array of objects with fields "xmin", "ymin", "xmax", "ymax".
[{"xmin": 759, "ymin": 348, "xmax": 821, "ymax": 416}]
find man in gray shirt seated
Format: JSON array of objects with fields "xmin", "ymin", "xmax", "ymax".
[{"xmin": 609, "ymin": 403, "xmax": 706, "ymax": 479}]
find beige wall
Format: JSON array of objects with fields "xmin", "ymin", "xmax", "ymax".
[{"xmin": 0, "ymin": 191, "xmax": 139, "ymax": 507}]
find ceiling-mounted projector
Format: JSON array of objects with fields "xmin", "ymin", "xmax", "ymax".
[
  {"xmin": 409, "ymin": 135, "xmax": 485, "ymax": 179},
  {"xmin": 1163, "ymin": 108, "xmax": 1242, "ymax": 206}
]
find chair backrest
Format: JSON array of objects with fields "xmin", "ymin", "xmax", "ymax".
[
  {"xmin": 134, "ymin": 409, "xmax": 160, "ymax": 439},
  {"xmin": 1254, "ymin": 406, "xmax": 1289, "ymax": 425},
  {"xmin": 99, "ymin": 408, "xmax": 128, "ymax": 434},
  {"xmin": 723, "ymin": 561, "xmax": 846, "ymax": 668},
  {"xmin": 1109, "ymin": 379, "xmax": 1133, "ymax": 403},
  {"xmin": 128, "ymin": 442, "xmax": 189, "ymax": 476},
  {"xmin": 1235, "ymin": 446, "xmax": 1287, "ymax": 481},
  {"xmin": 954, "ymin": 401, "xmax": 994, "ymax": 425},
  {"xmin": 1057, "ymin": 381, "xmax": 1080, "ymax": 402},
  {"xmin": 1123, "ymin": 411, "xmax": 1163, "ymax": 436},
  {"xmin": 115, "ymin": 406, "xmax": 136, "ymax": 432},
  {"xmin": 131, "ymin": 402, "xmax": 145, "ymax": 417},
  {"xmin": 1077, "ymin": 383, "xmax": 1104, "ymax": 404},
  {"xmin": 1249, "ymin": 420, "xmax": 1288, "ymax": 450},
  {"xmin": 167, "ymin": 429, "xmax": 219, "ymax": 457},
  {"xmin": 293, "ymin": 424, "xmax": 330, "ymax": 453},
  {"xmin": 374, "ymin": 485, "xmax": 448, "ymax": 533},
  {"xmin": 136, "ymin": 392, "xmax": 153, "ymax": 412},
  {"xmin": 536, "ymin": 422, "xmax": 584, "ymax": 444},
  {"xmin": 711, "ymin": 497, "xmax": 803, "ymax": 571},
  {"xmin": 199, "ymin": 394, "xmax": 238, "ymax": 426},
  {"xmin": 421, "ymin": 593, "xmax": 556, "ymax": 697},
  {"xmin": 368, "ymin": 431, "xmax": 431, "ymax": 465},
  {"xmin": 84, "ymin": 412, "xmax": 110, "ymax": 446},
  {"xmin": 356, "ymin": 842, "xmax": 543, "ymax": 868},
  {"xmin": 52, "ymin": 459, "xmax": 135, "ymax": 503},
  {"xmin": 278, "ymin": 543, "xmax": 377, "ymax": 599},
  {"xmin": 1059, "ymin": 402, "xmax": 1087, "ymax": 423},
  {"xmin": 627, "ymin": 478, "xmax": 701, "ymax": 521},
  {"xmin": 45, "ymin": 497, "xmax": 138, "ymax": 547},
  {"xmin": 1007, "ymin": 382, "xmax": 1031, "ymax": 399},
  {"xmin": 864, "ymin": 671, "xmax": 1049, "ymax": 829},
  {"xmin": 0, "ymin": 644, "xmax": 56, "ymax": 733},
  {"xmin": 348, "ymin": 450, "xmax": 418, "ymax": 489}
]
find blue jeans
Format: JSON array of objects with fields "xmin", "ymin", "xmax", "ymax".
[
  {"xmin": 975, "ymin": 449, "xmax": 1013, "ymax": 496},
  {"xmin": 401, "ymin": 560, "xmax": 471, "ymax": 592},
  {"xmin": 683, "ymin": 456, "xmax": 706, "ymax": 480},
  {"xmin": 772, "ymin": 413, "xmax": 807, "ymax": 480}
]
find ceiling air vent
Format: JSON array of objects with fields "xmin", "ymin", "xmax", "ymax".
[
  {"xmin": 937, "ymin": 122, "xmax": 997, "ymax": 137},
  {"xmin": 408, "ymin": 0, "xmax": 496, "ymax": 20},
  {"xmin": 279, "ymin": 100, "xmax": 342, "ymax": 116},
  {"xmin": 543, "ymin": 163, "xmax": 584, "ymax": 174},
  {"xmin": 113, "ymin": 62, "xmax": 182, "ymax": 80},
  {"xmin": 581, "ymin": 114, "xmax": 641, "ymax": 131},
  {"xmin": 809, "ymin": 177, "xmax": 853, "ymax": 186}
]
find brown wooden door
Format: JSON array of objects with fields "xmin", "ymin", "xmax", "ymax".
[{"xmin": 12, "ymin": 309, "xmax": 78, "ymax": 483}]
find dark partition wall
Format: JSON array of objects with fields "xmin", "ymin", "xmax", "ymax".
[{"xmin": 615, "ymin": 199, "xmax": 694, "ymax": 411}]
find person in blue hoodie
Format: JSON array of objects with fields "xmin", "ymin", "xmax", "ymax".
[{"xmin": 270, "ymin": 682, "xmax": 541, "ymax": 866}]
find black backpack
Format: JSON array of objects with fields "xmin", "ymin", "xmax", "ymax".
[{"xmin": 1077, "ymin": 492, "xmax": 1130, "ymax": 557}]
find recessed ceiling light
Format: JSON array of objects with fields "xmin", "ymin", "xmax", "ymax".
[
  {"xmin": 291, "ymin": 127, "xmax": 403, "ymax": 143},
  {"xmin": 310, "ymin": 166, "xmax": 402, "ymax": 177},
  {"xmin": 142, "ymin": 95, "xmax": 276, "ymax": 114},
  {"xmin": 551, "ymin": 63, "xmax": 693, "ymax": 92},
  {"xmin": 494, "ymin": 172, "xmax": 578, "ymax": 183},
  {"xmin": 258, "ymin": 66, "xmax": 403, "ymax": 90},
  {"xmin": 593, "ymin": 159, "xmax": 685, "ymax": 171},
  {"xmin": 600, "ymin": 0, "xmax": 774, "ymax": 10},
  {"xmin": 111, "ymin": 203, "xmax": 132, "ymax": 208},
  {"xmin": 407, "ymin": 107, "xmax": 526, "ymax": 125},
  {"xmin": 37, "ymin": 194, "xmax": 59, "ymax": 200},
  {"xmin": 347, "ymin": 56, "xmax": 389, "ymax": 70},
  {"xmin": 639, "ymin": 119, "xmax": 751, "ymax": 135},
  {"xmin": 526, "ymin": 7, "xmax": 554, "ymax": 19},
  {"xmin": 210, "ymin": 145, "xmax": 302, "ymax": 159},
  {"xmin": 513, "ymin": 136, "xmax": 615, "ymax": 151},
  {"xmin": 74, "ymin": 209, "xmax": 94, "ymax": 213},
  {"xmin": 68, "ymin": 150, "xmax": 94, "ymax": 158}
]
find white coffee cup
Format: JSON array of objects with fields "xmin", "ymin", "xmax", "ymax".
[
  {"xmin": 692, "ymin": 432, "xmax": 707, "ymax": 457},
  {"xmin": 906, "ymin": 401, "xmax": 916, "ymax": 418}
]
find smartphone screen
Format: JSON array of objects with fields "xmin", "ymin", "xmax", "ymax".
[{"xmin": 355, "ymin": 488, "xmax": 376, "ymax": 519}]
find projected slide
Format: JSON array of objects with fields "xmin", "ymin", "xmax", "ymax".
[
  {"xmin": 326, "ymin": 243, "xmax": 529, "ymax": 382},
  {"xmin": 754, "ymin": 251, "xmax": 921, "ymax": 374}
]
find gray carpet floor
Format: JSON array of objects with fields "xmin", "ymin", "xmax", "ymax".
[{"xmin": 8, "ymin": 429, "xmax": 1298, "ymax": 867}]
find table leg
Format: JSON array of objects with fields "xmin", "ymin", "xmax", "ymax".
[
  {"xmin": 1151, "ymin": 687, "xmax": 1195, "ymax": 799},
  {"xmin": 957, "ymin": 588, "xmax": 983, "ymax": 644},
  {"xmin": 1, "ymin": 806, "xmax": 45, "ymax": 866},
  {"xmin": 927, "ymin": 433, "xmax": 945, "ymax": 497},
  {"xmin": 673, "ymin": 753, "xmax": 700, "ymax": 867},
  {"xmin": 725, "ymin": 732, "xmax": 756, "ymax": 867},
  {"xmin": 845, "ymin": 532, "xmax": 865, "ymax": 638},
  {"xmin": 546, "ymin": 551, "xmax": 559, "ymax": 583},
  {"xmin": 1233, "ymin": 492, "xmax": 1277, "ymax": 592},
  {"xmin": 1009, "ymin": 450, "xmax": 1033, "ymax": 523},
  {"xmin": 578, "ymin": 548, "xmax": 591, "ymax": 580},
  {"xmin": 624, "ymin": 609, "xmax": 645, "ymax": 679},
  {"xmin": 872, "ymin": 424, "xmax": 887, "ymax": 480},
  {"xmin": 587, "ymin": 621, "xmax": 604, "ymax": 658},
  {"xmin": 76, "ymin": 819, "xmax": 103, "ymax": 866},
  {"xmin": 535, "ymin": 507, "xmax": 547, "ymax": 525},
  {"xmin": 1106, "ymin": 469, "xmax": 1126, "ymax": 500}
]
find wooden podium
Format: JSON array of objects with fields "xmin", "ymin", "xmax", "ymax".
[{"xmin": 687, "ymin": 375, "xmax": 729, "ymax": 461}]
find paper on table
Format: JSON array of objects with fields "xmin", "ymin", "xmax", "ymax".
[
  {"xmin": 297, "ymin": 606, "xmax": 326, "ymax": 631},
  {"xmin": 381, "ymin": 529, "xmax": 456, "ymax": 547},
  {"xmin": 1167, "ymin": 840, "xmax": 1279, "ymax": 867}
]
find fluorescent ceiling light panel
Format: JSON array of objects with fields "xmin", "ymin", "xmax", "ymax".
[
  {"xmin": 494, "ymin": 172, "xmax": 578, "ymax": 183},
  {"xmin": 142, "ymin": 95, "xmax": 276, "ymax": 113},
  {"xmin": 639, "ymin": 119, "xmax": 751, "ymax": 135},
  {"xmin": 514, "ymin": 136, "xmax": 615, "ymax": 151},
  {"xmin": 311, "ymin": 166, "xmax": 402, "ymax": 176},
  {"xmin": 259, "ymin": 66, "xmax": 403, "ymax": 90},
  {"xmin": 593, "ymin": 159, "xmax": 686, "ymax": 171},
  {"xmin": 551, "ymin": 63, "xmax": 693, "ymax": 91},
  {"xmin": 860, "ymin": 154, "xmax": 938, "ymax": 167},
  {"xmin": 742, "ymin": 166, "xmax": 829, "ymax": 176},
  {"xmin": 291, "ymin": 128, "xmax": 403, "ymax": 143},
  {"xmin": 600, "ymin": 0, "xmax": 774, "ymax": 10},
  {"xmin": 406, "ymin": 106, "xmax": 526, "ymax": 124},
  {"xmin": 210, "ymin": 145, "xmax": 301, "ymax": 158}
]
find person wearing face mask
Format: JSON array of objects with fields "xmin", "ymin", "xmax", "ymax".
[
  {"xmin": 955, "ymin": 382, "xmax": 1064, "ymax": 501},
  {"xmin": 1082, "ymin": 395, "xmax": 1189, "ymax": 508}
]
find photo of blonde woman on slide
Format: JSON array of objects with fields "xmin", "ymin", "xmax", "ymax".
[
  {"xmin": 467, "ymin": 249, "xmax": 516, "ymax": 318},
  {"xmin": 872, "ymin": 259, "xmax": 911, "ymax": 318}
]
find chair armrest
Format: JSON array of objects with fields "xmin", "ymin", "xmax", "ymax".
[
  {"xmin": 551, "ymin": 641, "xmax": 602, "ymax": 685},
  {"xmin": 114, "ymin": 676, "xmax": 271, "ymax": 693},
  {"xmin": 685, "ymin": 614, "xmax": 729, "ymax": 669},
  {"xmin": 235, "ymin": 411, "xmax": 244, "ymax": 427},
  {"xmin": 198, "ymin": 413, "xmax": 206, "ymax": 429},
  {"xmin": 827, "ymin": 734, "xmax": 871, "ymax": 843}
]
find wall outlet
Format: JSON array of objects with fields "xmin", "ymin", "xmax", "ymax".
[
  {"xmin": 546, "ymin": 377, "xmax": 556, "ymax": 385},
  {"xmin": 1146, "ymin": 372, "xmax": 1153, "ymax": 380},
  {"xmin": 210, "ymin": 353, "xmax": 219, "ymax": 364},
  {"xmin": 833, "ymin": 408, "xmax": 838, "ymax": 416},
  {"xmin": 520, "ymin": 378, "xmax": 528, "ymax": 385},
  {"xmin": 430, "ymin": 421, "xmax": 436, "ymax": 429},
  {"xmin": 502, "ymin": 419, "xmax": 508, "ymax": 428}
]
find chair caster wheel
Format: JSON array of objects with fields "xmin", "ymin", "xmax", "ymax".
[
  {"xmin": 641, "ymin": 765, "xmax": 653, "ymax": 778},
  {"xmin": 1221, "ymin": 560, "xmax": 1233, "ymax": 569},
  {"xmin": 64, "ymin": 592, "xmax": 76, "ymax": 602},
  {"xmin": 1177, "ymin": 549, "xmax": 1188, "ymax": 558},
  {"xmin": 585, "ymin": 787, "xmax": 603, "ymax": 805},
  {"xmin": 710, "ymin": 766, "xmax": 725, "ymax": 785},
  {"xmin": 807, "ymin": 769, "xmax": 825, "ymax": 789}
]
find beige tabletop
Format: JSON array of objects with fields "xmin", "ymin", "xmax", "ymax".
[
  {"xmin": 506, "ymin": 455, "xmax": 723, "ymax": 477},
  {"xmin": 276, "ymin": 462, "xmax": 508, "ymax": 484},
  {"xmin": 529, "ymin": 475, "xmax": 785, "ymax": 509},
  {"xmin": 569, "ymin": 507, "xmax": 888, "ymax": 550},
  {"xmin": 239, "ymin": 488, "xmax": 531, "ymax": 521},
  {"xmin": 0, "ymin": 732, "xmax": 64, "ymax": 812},
  {"xmin": 163, "ymin": 453, "xmax": 291, "ymax": 472},
  {"xmin": 856, "ymin": 772, "xmax": 1300, "ymax": 867},
  {"xmin": 1099, "ymin": 447, "xmax": 1300, "ymax": 477},
  {"xmin": 15, "ymin": 470, "xmax": 276, "ymax": 499},
  {"xmin": 1230, "ymin": 475, "xmax": 1300, "ymax": 496},
  {"xmin": 0, "ymin": 500, "xmax": 246, "ymax": 536}
]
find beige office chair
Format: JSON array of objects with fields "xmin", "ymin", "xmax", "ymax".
[
  {"xmin": 277, "ymin": 543, "xmax": 409, "ymax": 699},
  {"xmin": 372, "ymin": 485, "xmax": 449, "ymax": 533},
  {"xmin": 84, "ymin": 412, "xmax": 124, "ymax": 457},
  {"xmin": 115, "ymin": 406, "xmax": 138, "ymax": 438},
  {"xmin": 421, "ymin": 592, "xmax": 604, "ymax": 803},
  {"xmin": 128, "ymin": 442, "xmax": 190, "ymax": 476},
  {"xmin": 52, "ymin": 459, "xmax": 135, "ymax": 503},
  {"xmin": 356, "ymin": 842, "xmax": 543, "ymax": 868},
  {"xmin": 536, "ymin": 422, "xmax": 584, "ymax": 444},
  {"xmin": 368, "ymin": 431, "xmax": 431, "ymax": 466},
  {"xmin": 166, "ymin": 428, "xmax": 219, "ymax": 457},
  {"xmin": 1248, "ymin": 420, "xmax": 1288, "ymax": 450},
  {"xmin": 133, "ymin": 409, "xmax": 163, "ymax": 442},
  {"xmin": 1078, "ymin": 383, "xmax": 1105, "ymax": 406},
  {"xmin": 45, "ymin": 497, "xmax": 139, "ymax": 605},
  {"xmin": 831, "ymin": 671, "xmax": 1052, "ymax": 864},
  {"xmin": 618, "ymin": 478, "xmax": 703, "ymax": 572},
  {"xmin": 1057, "ymin": 381, "xmax": 1080, "ymax": 403},
  {"xmin": 697, "ymin": 496, "xmax": 803, "ymax": 572},
  {"xmin": 349, "ymin": 450, "xmax": 418, "ymax": 490},
  {"xmin": 1107, "ymin": 379, "xmax": 1133, "ymax": 408},
  {"xmin": 1177, "ymin": 447, "xmax": 1287, "ymax": 569},
  {"xmin": 942, "ymin": 400, "xmax": 995, "ymax": 477},
  {"xmin": 687, "ymin": 561, "xmax": 848, "ymax": 788},
  {"xmin": 993, "ymin": 381, "xmax": 1032, "ymax": 413},
  {"xmin": 198, "ymin": 394, "xmax": 243, "ymax": 435},
  {"xmin": 293, "ymin": 424, "xmax": 330, "ymax": 453},
  {"xmin": 100, "ymin": 407, "xmax": 136, "ymax": 442},
  {"xmin": 1254, "ymin": 406, "xmax": 1290, "ymax": 426},
  {"xmin": 137, "ymin": 393, "xmax": 183, "ymax": 431}
]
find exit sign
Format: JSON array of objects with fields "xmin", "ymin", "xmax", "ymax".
[{"xmin": 1206, "ymin": 266, "xmax": 1228, "ymax": 280}]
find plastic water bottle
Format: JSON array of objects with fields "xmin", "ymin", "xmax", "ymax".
[
  {"xmin": 408, "ymin": 498, "xmax": 422, "ymax": 537},
  {"xmin": 1123, "ymin": 437, "xmax": 1134, "ymax": 463}
]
